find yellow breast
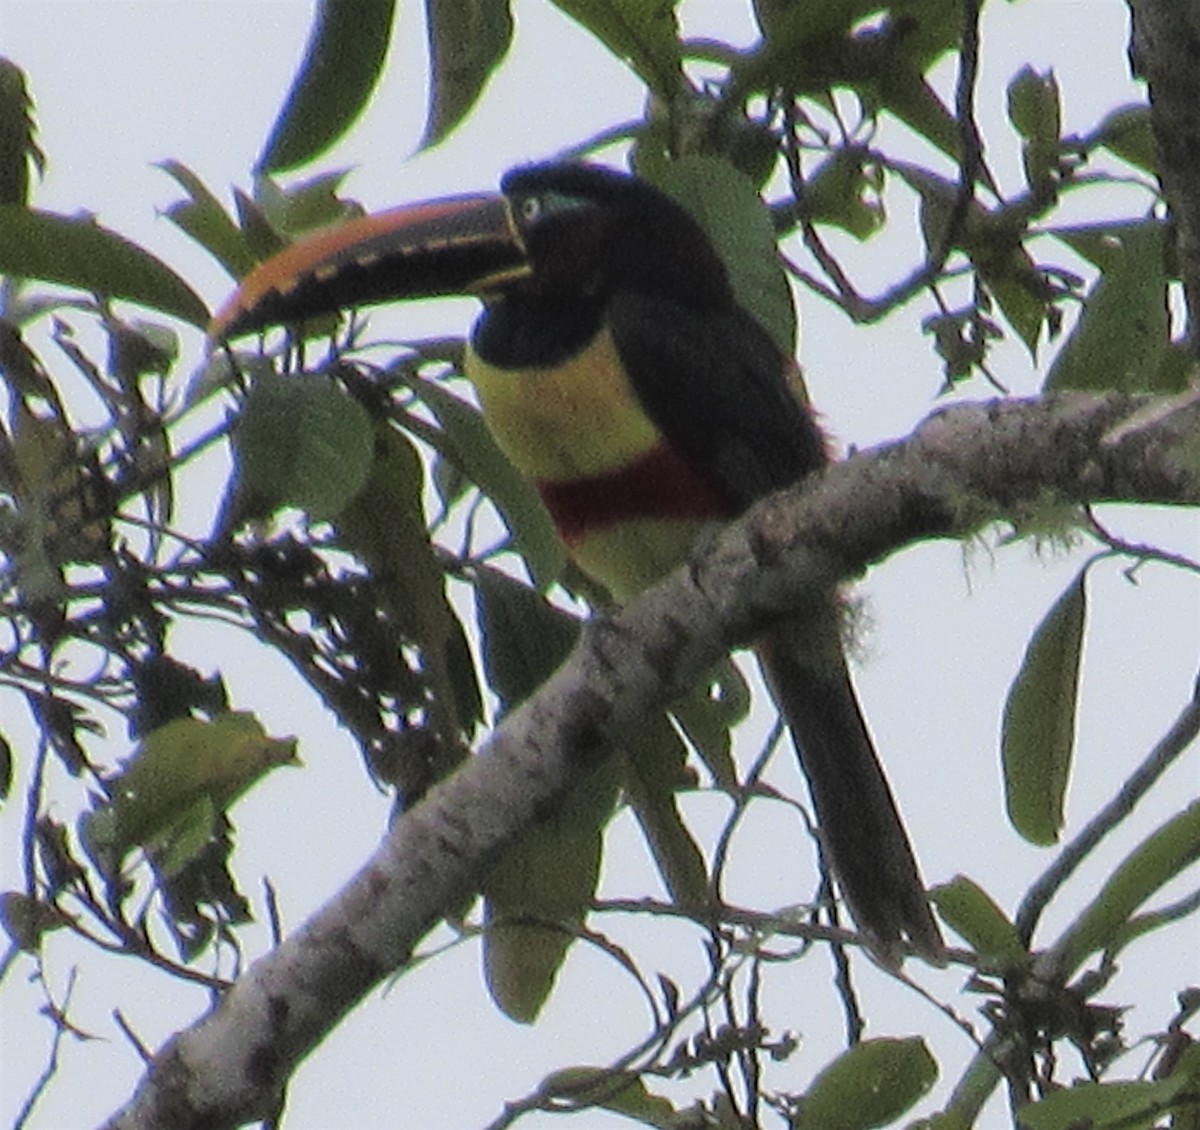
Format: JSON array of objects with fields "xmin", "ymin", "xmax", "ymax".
[{"xmin": 465, "ymin": 325, "xmax": 660, "ymax": 482}]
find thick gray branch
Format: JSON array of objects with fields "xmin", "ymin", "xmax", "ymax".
[
  {"xmin": 101, "ymin": 392, "xmax": 1200, "ymax": 1130},
  {"xmin": 1127, "ymin": 0, "xmax": 1200, "ymax": 347}
]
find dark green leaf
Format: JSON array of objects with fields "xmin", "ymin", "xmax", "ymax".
[
  {"xmin": 0, "ymin": 891, "xmax": 68, "ymax": 953},
  {"xmin": 873, "ymin": 69, "xmax": 960, "ymax": 163},
  {"xmin": 894, "ymin": 161, "xmax": 961, "ymax": 254},
  {"xmin": 803, "ymin": 1037, "xmax": 938, "ymax": 1130},
  {"xmin": 78, "ymin": 713, "xmax": 298, "ymax": 875},
  {"xmin": 1007, "ymin": 67, "xmax": 1061, "ymax": 147},
  {"xmin": 908, "ymin": 1114, "xmax": 971, "ymax": 1130},
  {"xmin": 653, "ymin": 155, "xmax": 796, "ymax": 355},
  {"xmin": 1008, "ymin": 68, "xmax": 1061, "ymax": 198},
  {"xmin": 483, "ymin": 758, "xmax": 620, "ymax": 1022},
  {"xmin": 624, "ymin": 715, "xmax": 709, "ymax": 906},
  {"xmin": 159, "ymin": 160, "xmax": 258, "ymax": 281},
  {"xmin": 0, "ymin": 731, "xmax": 10, "ymax": 800},
  {"xmin": 336, "ymin": 419, "xmax": 478, "ymax": 741},
  {"xmin": 984, "ymin": 265, "xmax": 1046, "ymax": 359},
  {"xmin": 234, "ymin": 188, "xmax": 288, "ymax": 261},
  {"xmin": 401, "ymin": 377, "xmax": 565, "ymax": 588},
  {"xmin": 335, "ymin": 419, "xmax": 444, "ymax": 647},
  {"xmin": 155, "ymin": 795, "xmax": 217, "ymax": 878},
  {"xmin": 931, "ymin": 875, "xmax": 1029, "ymax": 973},
  {"xmin": 1045, "ymin": 220, "xmax": 1168, "ymax": 392},
  {"xmin": 422, "ymin": 0, "xmax": 514, "ymax": 150},
  {"xmin": 431, "ymin": 449, "xmax": 470, "ymax": 514},
  {"xmin": 236, "ymin": 373, "xmax": 374, "ymax": 521},
  {"xmin": 1095, "ymin": 103, "xmax": 1157, "ymax": 175},
  {"xmin": 0, "ymin": 206, "xmax": 209, "ymax": 327},
  {"xmin": 1017, "ymin": 1078, "xmax": 1190, "ymax": 1130},
  {"xmin": 442, "ymin": 612, "xmax": 485, "ymax": 735},
  {"xmin": 474, "ymin": 567, "xmax": 580, "ymax": 711},
  {"xmin": 1056, "ymin": 801, "xmax": 1200, "ymax": 972},
  {"xmin": 548, "ymin": 0, "xmax": 681, "ymax": 96},
  {"xmin": 0, "ymin": 59, "xmax": 44, "ymax": 206},
  {"xmin": 538, "ymin": 1068, "xmax": 679, "ymax": 1127},
  {"xmin": 752, "ymin": 0, "xmax": 876, "ymax": 43},
  {"xmin": 802, "ymin": 148, "xmax": 886, "ymax": 241},
  {"xmin": 669, "ymin": 660, "xmax": 747, "ymax": 791},
  {"xmin": 1153, "ymin": 340, "xmax": 1193, "ymax": 394},
  {"xmin": 257, "ymin": 0, "xmax": 396, "ymax": 173},
  {"xmin": 253, "ymin": 168, "xmax": 358, "ymax": 239},
  {"xmin": 1001, "ymin": 569, "xmax": 1087, "ymax": 845},
  {"xmin": 889, "ymin": 0, "xmax": 962, "ymax": 69}
]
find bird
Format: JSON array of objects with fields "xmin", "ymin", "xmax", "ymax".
[{"xmin": 211, "ymin": 161, "xmax": 944, "ymax": 964}]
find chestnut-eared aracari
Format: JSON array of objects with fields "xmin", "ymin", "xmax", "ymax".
[{"xmin": 211, "ymin": 162, "xmax": 943, "ymax": 964}]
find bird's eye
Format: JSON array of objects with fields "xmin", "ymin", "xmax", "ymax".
[{"xmin": 518, "ymin": 196, "xmax": 542, "ymax": 223}]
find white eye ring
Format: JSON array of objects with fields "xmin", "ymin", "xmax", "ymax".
[{"xmin": 519, "ymin": 196, "xmax": 542, "ymax": 222}]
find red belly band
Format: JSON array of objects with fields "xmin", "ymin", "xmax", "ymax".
[{"xmin": 536, "ymin": 442, "xmax": 733, "ymax": 546}]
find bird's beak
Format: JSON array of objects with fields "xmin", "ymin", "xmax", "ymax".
[{"xmin": 209, "ymin": 193, "xmax": 531, "ymax": 342}]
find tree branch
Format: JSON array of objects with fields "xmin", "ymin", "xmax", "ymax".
[
  {"xmin": 1127, "ymin": 0, "xmax": 1200, "ymax": 348},
  {"xmin": 101, "ymin": 391, "xmax": 1200, "ymax": 1130}
]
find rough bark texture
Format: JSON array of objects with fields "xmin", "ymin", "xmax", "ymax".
[
  {"xmin": 1127, "ymin": 0, "xmax": 1200, "ymax": 350},
  {"xmin": 102, "ymin": 391, "xmax": 1200, "ymax": 1130}
]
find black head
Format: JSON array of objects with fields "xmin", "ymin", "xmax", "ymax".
[{"xmin": 496, "ymin": 163, "xmax": 735, "ymax": 313}]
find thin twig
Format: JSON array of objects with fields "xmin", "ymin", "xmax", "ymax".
[{"xmin": 1015, "ymin": 668, "xmax": 1200, "ymax": 944}]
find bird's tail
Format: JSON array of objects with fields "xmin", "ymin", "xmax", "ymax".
[{"xmin": 756, "ymin": 621, "xmax": 944, "ymax": 966}]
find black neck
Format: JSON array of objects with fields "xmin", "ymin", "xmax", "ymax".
[{"xmin": 472, "ymin": 291, "xmax": 607, "ymax": 369}]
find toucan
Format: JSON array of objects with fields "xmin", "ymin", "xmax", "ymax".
[{"xmin": 211, "ymin": 162, "xmax": 944, "ymax": 964}]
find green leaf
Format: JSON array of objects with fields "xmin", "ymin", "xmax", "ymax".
[
  {"xmin": 1001, "ymin": 569, "xmax": 1087, "ymax": 845},
  {"xmin": 931, "ymin": 875, "xmax": 1029, "ymax": 973},
  {"xmin": 1017, "ymin": 1078, "xmax": 1191, "ymax": 1130},
  {"xmin": 1007, "ymin": 67, "xmax": 1061, "ymax": 147},
  {"xmin": 159, "ymin": 160, "xmax": 258, "ymax": 281},
  {"xmin": 1153, "ymin": 340, "xmax": 1194, "ymax": 394},
  {"xmin": 234, "ymin": 187, "xmax": 288, "ymax": 261},
  {"xmin": 401, "ymin": 376, "xmax": 565, "ymax": 588},
  {"xmin": 1095, "ymin": 103, "xmax": 1157, "ymax": 175},
  {"xmin": 0, "ymin": 891, "xmax": 68, "ymax": 953},
  {"xmin": 422, "ymin": 0, "xmax": 514, "ymax": 150},
  {"xmin": 894, "ymin": 162, "xmax": 961, "ymax": 254},
  {"xmin": 335, "ymin": 418, "xmax": 480, "ymax": 737},
  {"xmin": 802, "ymin": 1037, "xmax": 938, "ymax": 1130},
  {"xmin": 802, "ymin": 148, "xmax": 886, "ymax": 241},
  {"xmin": 1008, "ymin": 67, "xmax": 1061, "ymax": 198},
  {"xmin": 257, "ymin": 0, "xmax": 396, "ymax": 173},
  {"xmin": 483, "ymin": 758, "xmax": 621, "ymax": 1022},
  {"xmin": 1045, "ymin": 220, "xmax": 1168, "ymax": 392},
  {"xmin": 889, "ymin": 0, "xmax": 962, "ymax": 69},
  {"xmin": 548, "ymin": 0, "xmax": 681, "ymax": 96},
  {"xmin": 873, "ymin": 69, "xmax": 960, "ymax": 163},
  {"xmin": 752, "ymin": 0, "xmax": 876, "ymax": 43},
  {"xmin": 0, "ymin": 730, "xmax": 11, "ymax": 800},
  {"xmin": 0, "ymin": 59, "xmax": 44, "ymax": 206},
  {"xmin": 623, "ymin": 714, "xmax": 709, "ymax": 907},
  {"xmin": 908, "ymin": 1114, "xmax": 971, "ymax": 1130},
  {"xmin": 79, "ymin": 713, "xmax": 298, "ymax": 874},
  {"xmin": 537, "ymin": 1067, "xmax": 679, "ymax": 1127},
  {"xmin": 236, "ymin": 373, "xmax": 374, "ymax": 521},
  {"xmin": 1056, "ymin": 801, "xmax": 1200, "ymax": 972},
  {"xmin": 653, "ymin": 155, "xmax": 796, "ymax": 356},
  {"xmin": 983, "ymin": 263, "xmax": 1047, "ymax": 360},
  {"xmin": 0, "ymin": 206, "xmax": 209, "ymax": 327},
  {"xmin": 253, "ymin": 168, "xmax": 358, "ymax": 239},
  {"xmin": 154, "ymin": 795, "xmax": 217, "ymax": 878},
  {"xmin": 474, "ymin": 567, "xmax": 580, "ymax": 712},
  {"xmin": 669, "ymin": 659, "xmax": 747, "ymax": 791}
]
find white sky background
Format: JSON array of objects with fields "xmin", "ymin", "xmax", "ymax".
[{"xmin": 0, "ymin": 2, "xmax": 1197, "ymax": 1128}]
